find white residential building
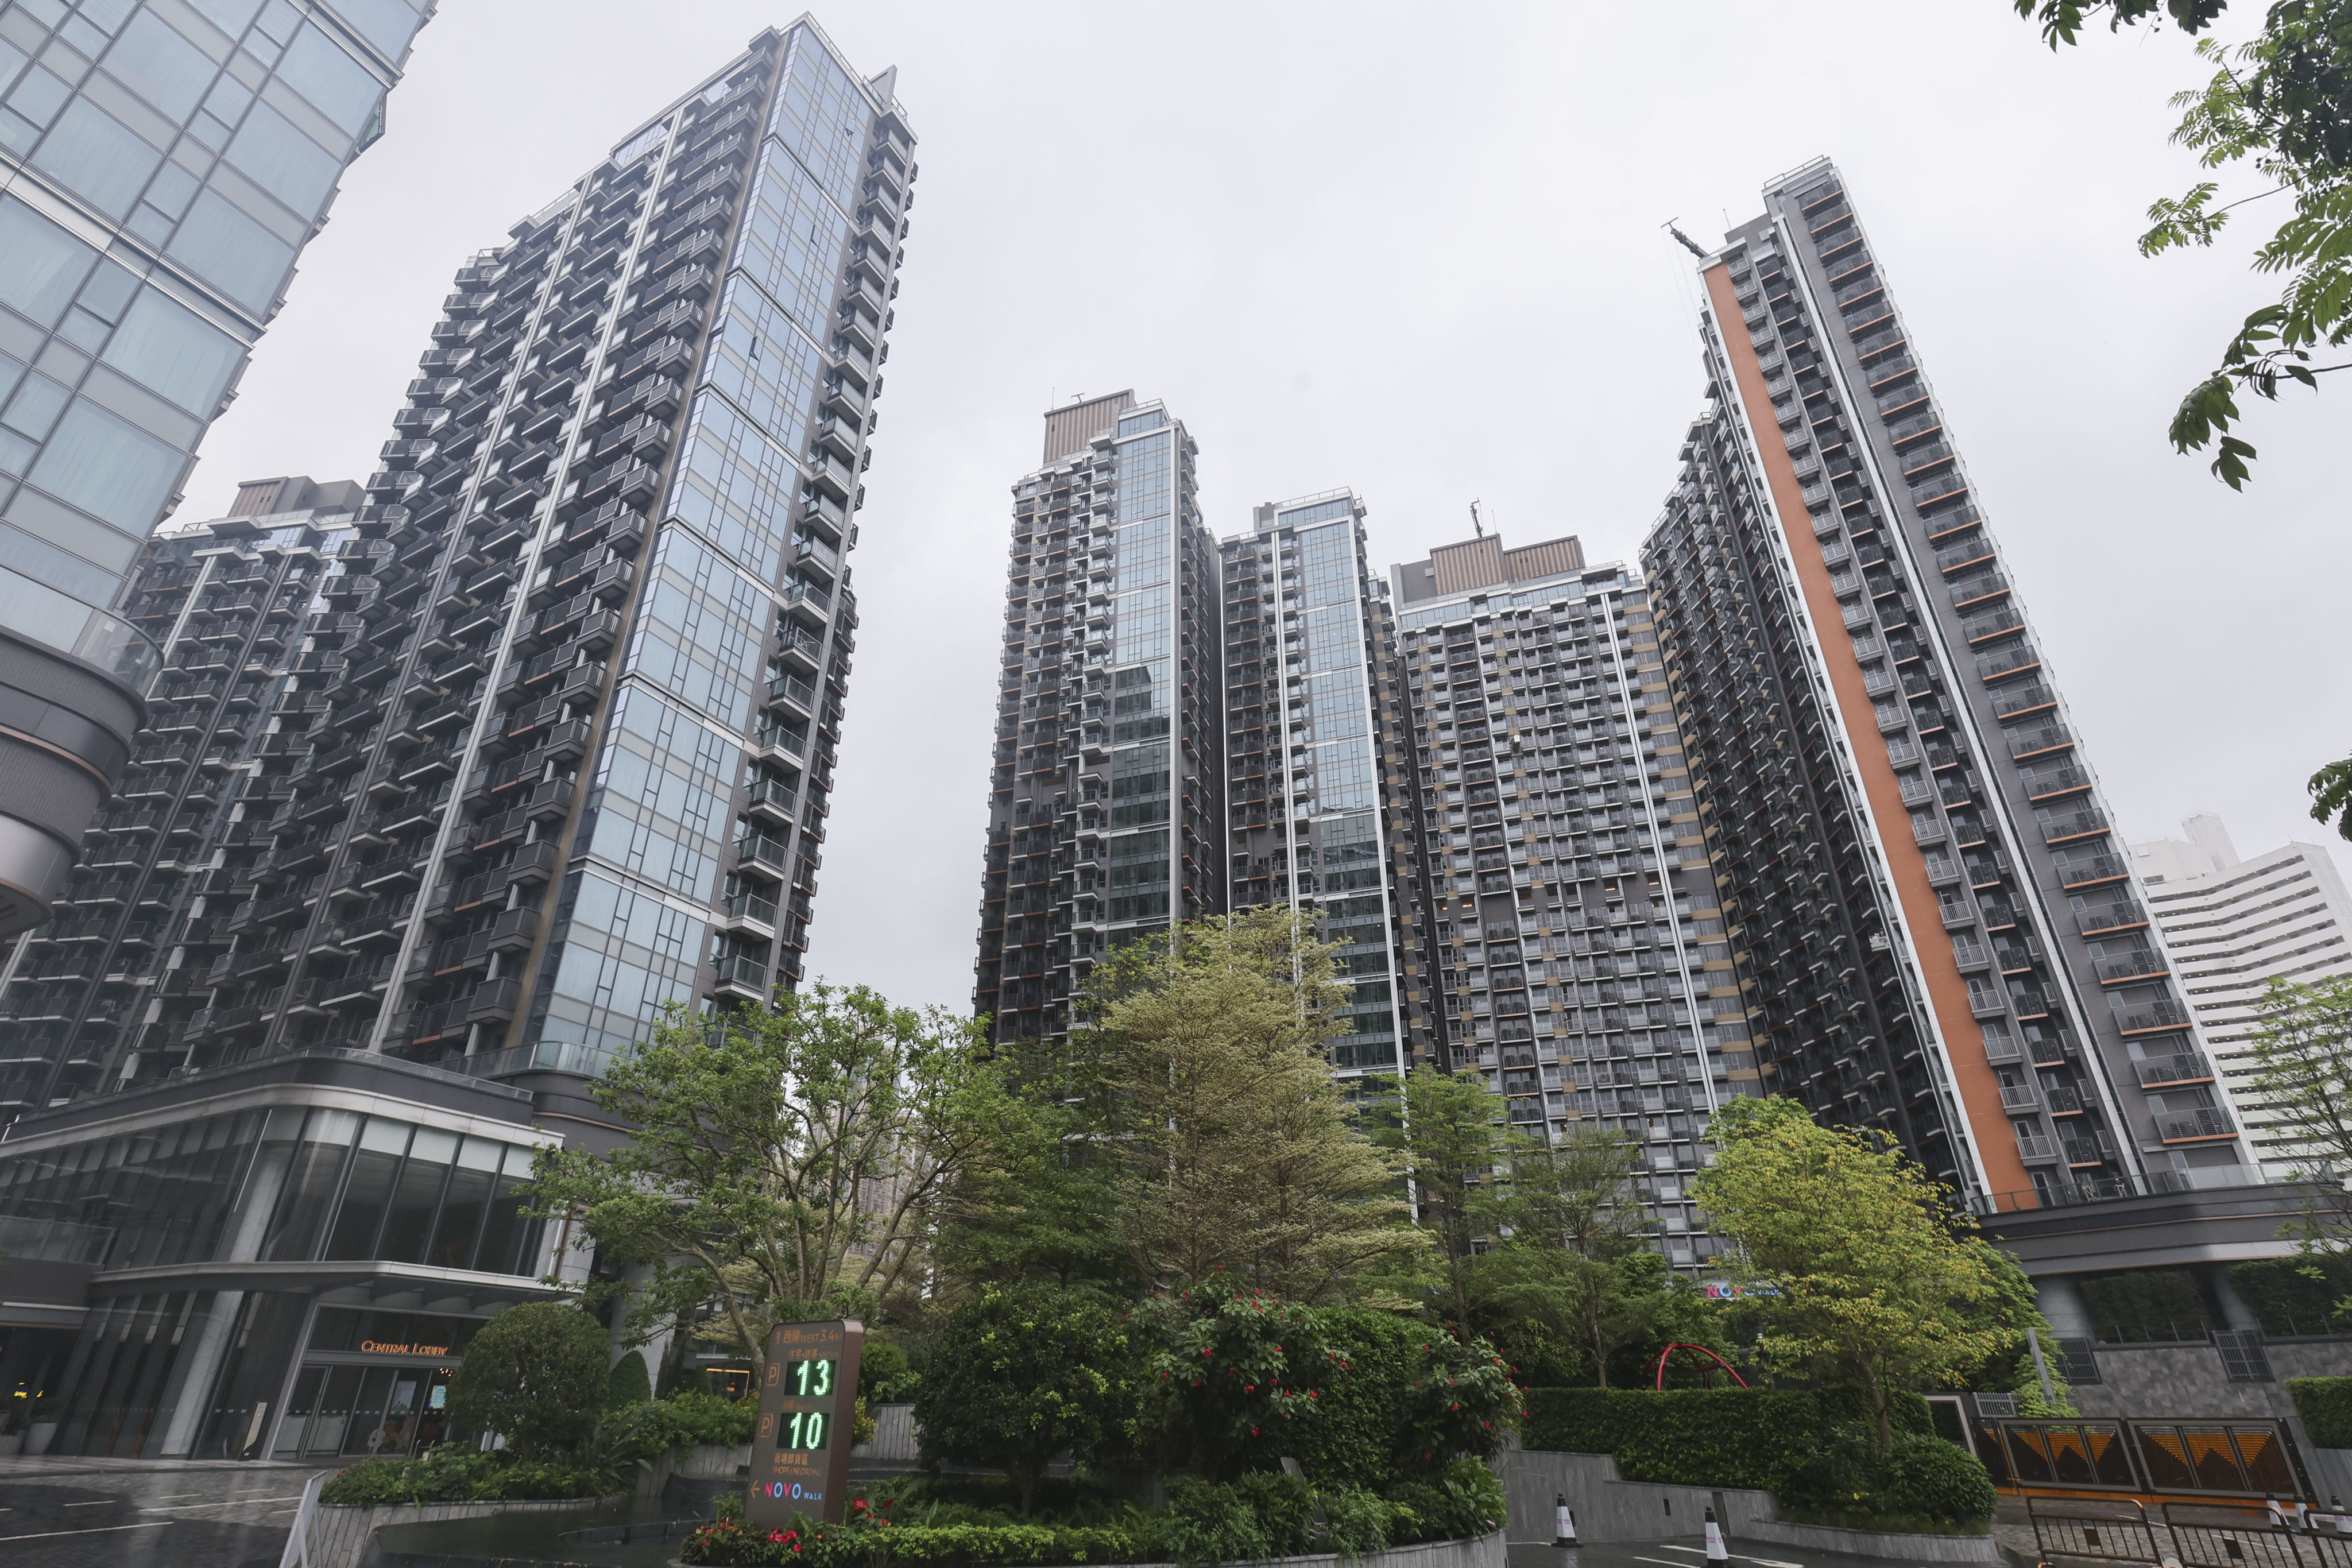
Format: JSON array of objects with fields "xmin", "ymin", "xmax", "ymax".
[{"xmin": 2132, "ymin": 814, "xmax": 2352, "ymax": 1176}]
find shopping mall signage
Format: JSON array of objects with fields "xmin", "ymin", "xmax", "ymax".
[
  {"xmin": 745, "ymin": 1318, "xmax": 862, "ymax": 1529},
  {"xmin": 358, "ymin": 1339, "xmax": 452, "ymax": 1357}
]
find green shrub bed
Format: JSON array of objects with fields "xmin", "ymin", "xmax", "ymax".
[
  {"xmin": 678, "ymin": 1465, "xmax": 1507, "ymax": 1567},
  {"xmin": 318, "ymin": 1447, "xmax": 620, "ymax": 1505},
  {"xmin": 1519, "ymin": 1387, "xmax": 1991, "ymax": 1526},
  {"xmin": 2291, "ymin": 1377, "xmax": 2352, "ymax": 1448}
]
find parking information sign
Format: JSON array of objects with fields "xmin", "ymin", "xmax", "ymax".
[{"xmin": 746, "ymin": 1319, "xmax": 863, "ymax": 1528}]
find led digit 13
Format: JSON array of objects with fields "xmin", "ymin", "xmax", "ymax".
[{"xmin": 791, "ymin": 1358, "xmax": 833, "ymax": 1397}]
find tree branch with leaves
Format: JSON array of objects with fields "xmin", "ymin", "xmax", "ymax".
[{"xmin": 2016, "ymin": 0, "xmax": 2352, "ymax": 489}]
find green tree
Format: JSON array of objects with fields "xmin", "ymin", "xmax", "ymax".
[
  {"xmin": 1368, "ymin": 1065, "xmax": 1507, "ymax": 1327},
  {"xmin": 1691, "ymin": 1097, "xmax": 2007, "ymax": 1445},
  {"xmin": 445, "ymin": 1302, "xmax": 609, "ymax": 1458},
  {"xmin": 1085, "ymin": 908, "xmax": 1421, "ymax": 1299},
  {"xmin": 2016, "ymin": 0, "xmax": 2352, "ymax": 489},
  {"xmin": 931, "ymin": 1031, "xmax": 1131, "ymax": 1299},
  {"xmin": 605, "ymin": 1348, "xmax": 651, "ymax": 1409},
  {"xmin": 2247, "ymin": 975, "xmax": 2352, "ymax": 1255},
  {"xmin": 911, "ymin": 1284, "xmax": 1142, "ymax": 1513},
  {"xmin": 523, "ymin": 982, "xmax": 1019, "ymax": 1384},
  {"xmin": 1465, "ymin": 1123, "xmax": 1687, "ymax": 1388}
]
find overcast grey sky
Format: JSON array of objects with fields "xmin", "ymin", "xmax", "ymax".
[{"xmin": 180, "ymin": 1, "xmax": 2349, "ymax": 1013}]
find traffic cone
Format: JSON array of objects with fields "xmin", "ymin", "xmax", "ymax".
[
  {"xmin": 1705, "ymin": 1506, "xmax": 1728, "ymax": 1563},
  {"xmin": 1554, "ymin": 1493, "xmax": 1577, "ymax": 1548}
]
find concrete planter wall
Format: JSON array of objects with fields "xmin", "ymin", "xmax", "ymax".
[
  {"xmin": 303, "ymin": 1494, "xmax": 625, "ymax": 1568},
  {"xmin": 855, "ymin": 1401, "xmax": 918, "ymax": 1462},
  {"xmin": 1500, "ymin": 1447, "xmax": 1998, "ymax": 1563}
]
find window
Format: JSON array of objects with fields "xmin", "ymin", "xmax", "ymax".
[
  {"xmin": 167, "ymin": 189, "xmax": 295, "ymax": 312},
  {"xmin": 102, "ymin": 11, "xmax": 218, "ymax": 121},
  {"xmin": 104, "ymin": 287, "xmax": 245, "ymax": 414},
  {"xmin": 27, "ymin": 397, "xmax": 188, "ymax": 535},
  {"xmin": 30, "ymin": 99, "xmax": 163, "ymax": 220},
  {"xmin": 185, "ymin": 0, "xmax": 265, "ymax": 39},
  {"xmin": 322, "ymin": 0, "xmax": 424, "ymax": 58},
  {"xmin": 225, "ymin": 100, "xmax": 338, "ymax": 218},
  {"xmin": 276, "ymin": 24, "xmax": 381, "ymax": 134}
]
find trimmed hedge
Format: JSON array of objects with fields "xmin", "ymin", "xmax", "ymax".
[
  {"xmin": 1521, "ymin": 1387, "xmax": 1931, "ymax": 1495},
  {"xmin": 2291, "ymin": 1378, "xmax": 2352, "ymax": 1449},
  {"xmin": 2235, "ymin": 1258, "xmax": 2352, "ymax": 1338}
]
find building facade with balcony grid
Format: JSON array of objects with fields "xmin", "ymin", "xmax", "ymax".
[
  {"xmin": 1638, "ymin": 160, "xmax": 2308, "ymax": 1323},
  {"xmin": 0, "ymin": 0, "xmax": 434, "ymax": 938},
  {"xmin": 1388, "ymin": 533, "xmax": 1757, "ymax": 1268},
  {"xmin": 974, "ymin": 393, "xmax": 1225, "ymax": 1047},
  {"xmin": 0, "ymin": 16, "xmax": 913, "ymax": 1458},
  {"xmin": 1219, "ymin": 490, "xmax": 1417, "ymax": 1079}
]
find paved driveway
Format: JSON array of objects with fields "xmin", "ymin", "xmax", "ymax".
[{"xmin": 0, "ymin": 1458, "xmax": 331, "ymax": 1568}]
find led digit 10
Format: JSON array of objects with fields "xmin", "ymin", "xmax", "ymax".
[
  {"xmin": 791, "ymin": 1358, "xmax": 834, "ymax": 1397},
  {"xmin": 782, "ymin": 1409, "xmax": 829, "ymax": 1451}
]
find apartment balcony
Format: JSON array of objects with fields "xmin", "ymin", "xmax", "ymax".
[
  {"xmin": 2117, "ymin": 1000, "xmax": 2191, "ymax": 1035},
  {"xmin": 711, "ymin": 952, "xmax": 769, "ymax": 1001},
  {"xmin": 2127, "ymin": 1051, "xmax": 2212, "ymax": 1090},
  {"xmin": 2061, "ymin": 1133, "xmax": 2115, "ymax": 1167},
  {"xmin": 2096, "ymin": 949, "xmax": 2170, "ymax": 984},
  {"xmin": 1967, "ymin": 989, "xmax": 2008, "ymax": 1019},
  {"xmin": 2158, "ymin": 1108, "xmax": 2235, "ymax": 1143},
  {"xmin": 718, "ymin": 889, "xmax": 779, "ymax": 939},
  {"xmin": 2016, "ymin": 1130, "xmax": 2059, "ymax": 1162},
  {"xmin": 2041, "ymin": 808, "xmax": 2109, "ymax": 845},
  {"xmin": 2060, "ymin": 853, "xmax": 2129, "ymax": 888},
  {"xmin": 2078, "ymin": 899, "xmax": 2149, "ymax": 936},
  {"xmin": 736, "ymin": 833, "xmax": 790, "ymax": 881},
  {"xmin": 1999, "ymin": 1082, "xmax": 2041, "ymax": 1113},
  {"xmin": 2008, "ymin": 723, "xmax": 2074, "ymax": 761}
]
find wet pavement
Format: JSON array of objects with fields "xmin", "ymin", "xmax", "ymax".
[
  {"xmin": 1508, "ymin": 1532, "xmax": 1989, "ymax": 1568},
  {"xmin": 0, "ymin": 1457, "xmax": 331, "ymax": 1568}
]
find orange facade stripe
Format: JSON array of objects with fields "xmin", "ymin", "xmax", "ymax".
[{"xmin": 1700, "ymin": 262, "xmax": 2035, "ymax": 1206}]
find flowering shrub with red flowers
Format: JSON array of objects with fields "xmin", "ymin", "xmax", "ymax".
[{"xmin": 1143, "ymin": 1276, "xmax": 1333, "ymax": 1481}]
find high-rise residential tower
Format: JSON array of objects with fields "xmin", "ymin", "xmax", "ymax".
[
  {"xmin": 2132, "ymin": 814, "xmax": 2352, "ymax": 1179},
  {"xmin": 0, "ymin": 0, "xmax": 433, "ymax": 935},
  {"xmin": 0, "ymin": 18, "xmax": 913, "ymax": 1456},
  {"xmin": 1218, "ymin": 491, "xmax": 1419, "ymax": 1078},
  {"xmin": 1639, "ymin": 160, "xmax": 2298, "ymax": 1318},
  {"xmin": 1388, "ymin": 533, "xmax": 1756, "ymax": 1267},
  {"xmin": 976, "ymin": 392, "xmax": 1223, "ymax": 1047}
]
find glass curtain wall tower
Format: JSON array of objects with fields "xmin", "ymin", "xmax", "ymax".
[
  {"xmin": 1639, "ymin": 159, "xmax": 2253, "ymax": 1221},
  {"xmin": 1389, "ymin": 534, "xmax": 1756, "ymax": 1268},
  {"xmin": 1219, "ymin": 491, "xmax": 1416, "ymax": 1079},
  {"xmin": 0, "ymin": 17, "xmax": 915, "ymax": 1112},
  {"xmin": 0, "ymin": 0, "xmax": 432, "ymax": 934},
  {"xmin": 976, "ymin": 392, "xmax": 1222, "ymax": 1047}
]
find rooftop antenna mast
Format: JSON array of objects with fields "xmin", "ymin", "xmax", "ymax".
[{"xmin": 1470, "ymin": 499, "xmax": 1484, "ymax": 538}]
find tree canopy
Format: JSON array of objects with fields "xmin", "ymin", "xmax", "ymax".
[
  {"xmin": 2015, "ymin": 0, "xmax": 2352, "ymax": 489},
  {"xmin": 1691, "ymin": 1097, "xmax": 2010, "ymax": 1443},
  {"xmin": 1082, "ymin": 907, "xmax": 1421, "ymax": 1299},
  {"xmin": 523, "ymin": 982, "xmax": 1019, "ymax": 1382}
]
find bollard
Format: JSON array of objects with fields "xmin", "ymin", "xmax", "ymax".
[
  {"xmin": 1705, "ymin": 1505, "xmax": 1728, "ymax": 1564},
  {"xmin": 1554, "ymin": 1493, "xmax": 1578, "ymax": 1548}
]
